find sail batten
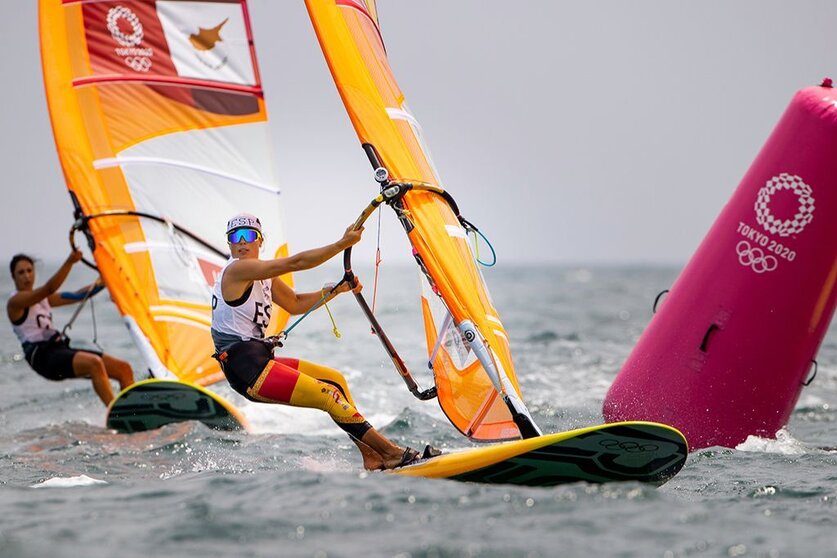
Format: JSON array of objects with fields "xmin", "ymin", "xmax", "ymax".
[
  {"xmin": 73, "ymin": 75, "xmax": 263, "ymax": 95},
  {"xmin": 123, "ymin": 241, "xmax": 222, "ymax": 259},
  {"xmin": 93, "ymin": 156, "xmax": 281, "ymax": 194}
]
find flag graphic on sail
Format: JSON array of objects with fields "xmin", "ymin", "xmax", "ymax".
[
  {"xmin": 306, "ymin": 0, "xmax": 538, "ymax": 440},
  {"xmin": 40, "ymin": 0, "xmax": 290, "ymax": 386}
]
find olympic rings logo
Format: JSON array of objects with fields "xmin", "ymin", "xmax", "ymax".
[
  {"xmin": 598, "ymin": 439, "xmax": 659, "ymax": 453},
  {"xmin": 736, "ymin": 240, "xmax": 778, "ymax": 274},
  {"xmin": 107, "ymin": 7, "xmax": 144, "ymax": 47},
  {"xmin": 138, "ymin": 393, "xmax": 186, "ymax": 402},
  {"xmin": 124, "ymin": 57, "xmax": 152, "ymax": 72},
  {"xmin": 755, "ymin": 173, "xmax": 815, "ymax": 237}
]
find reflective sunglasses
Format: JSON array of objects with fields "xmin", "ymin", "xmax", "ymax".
[{"xmin": 227, "ymin": 228, "xmax": 261, "ymax": 244}]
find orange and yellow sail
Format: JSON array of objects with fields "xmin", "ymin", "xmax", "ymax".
[
  {"xmin": 306, "ymin": 0, "xmax": 537, "ymax": 441},
  {"xmin": 40, "ymin": 0, "xmax": 290, "ymax": 386}
]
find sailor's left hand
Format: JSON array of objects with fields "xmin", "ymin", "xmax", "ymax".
[
  {"xmin": 325, "ymin": 280, "xmax": 362, "ymax": 296},
  {"xmin": 68, "ymin": 249, "xmax": 83, "ymax": 264},
  {"xmin": 338, "ymin": 224, "xmax": 364, "ymax": 249}
]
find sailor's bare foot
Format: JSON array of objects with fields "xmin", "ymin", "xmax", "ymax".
[
  {"xmin": 381, "ymin": 447, "xmax": 419, "ymax": 470},
  {"xmin": 358, "ymin": 428, "xmax": 416, "ymax": 469},
  {"xmin": 362, "ymin": 455, "xmax": 384, "ymax": 470},
  {"xmin": 354, "ymin": 440, "xmax": 385, "ymax": 470}
]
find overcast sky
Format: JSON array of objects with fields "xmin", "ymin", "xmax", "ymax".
[{"xmin": 3, "ymin": 1, "xmax": 836, "ymax": 266}]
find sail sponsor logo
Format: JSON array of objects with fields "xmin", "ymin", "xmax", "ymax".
[
  {"xmin": 440, "ymin": 320, "xmax": 472, "ymax": 367},
  {"xmin": 733, "ymin": 173, "xmax": 812, "ymax": 274},
  {"xmin": 188, "ymin": 18, "xmax": 230, "ymax": 70},
  {"xmin": 106, "ymin": 6, "xmax": 154, "ymax": 73}
]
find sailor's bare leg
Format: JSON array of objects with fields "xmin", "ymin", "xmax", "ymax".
[
  {"xmin": 101, "ymin": 354, "xmax": 134, "ymax": 391},
  {"xmin": 72, "ymin": 352, "xmax": 114, "ymax": 406}
]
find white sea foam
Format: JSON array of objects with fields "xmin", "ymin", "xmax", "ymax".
[
  {"xmin": 299, "ymin": 455, "xmax": 348, "ymax": 472},
  {"xmin": 244, "ymin": 401, "xmax": 340, "ymax": 435},
  {"xmin": 735, "ymin": 428, "xmax": 808, "ymax": 455},
  {"xmin": 31, "ymin": 475, "xmax": 108, "ymax": 488}
]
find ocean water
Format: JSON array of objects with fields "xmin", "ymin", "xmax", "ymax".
[{"xmin": 1, "ymin": 264, "xmax": 835, "ymax": 558}]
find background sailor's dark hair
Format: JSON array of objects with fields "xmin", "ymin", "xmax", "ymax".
[{"xmin": 9, "ymin": 254, "xmax": 35, "ymax": 277}]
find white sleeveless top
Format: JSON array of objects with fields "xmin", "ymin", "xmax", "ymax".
[
  {"xmin": 9, "ymin": 293, "xmax": 57, "ymax": 344},
  {"xmin": 211, "ymin": 259, "xmax": 272, "ymax": 347}
]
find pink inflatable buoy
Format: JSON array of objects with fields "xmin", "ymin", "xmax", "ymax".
[{"xmin": 603, "ymin": 81, "xmax": 837, "ymax": 450}]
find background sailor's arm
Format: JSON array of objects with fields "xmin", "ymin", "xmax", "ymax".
[
  {"xmin": 49, "ymin": 277, "xmax": 105, "ymax": 307},
  {"xmin": 7, "ymin": 250, "xmax": 81, "ymax": 316}
]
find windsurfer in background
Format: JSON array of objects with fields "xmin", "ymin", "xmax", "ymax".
[
  {"xmin": 7, "ymin": 251, "xmax": 135, "ymax": 406},
  {"xmin": 212, "ymin": 213, "xmax": 432, "ymax": 470}
]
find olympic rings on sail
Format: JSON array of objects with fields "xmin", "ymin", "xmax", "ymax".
[
  {"xmin": 123, "ymin": 57, "xmax": 152, "ymax": 73},
  {"xmin": 736, "ymin": 240, "xmax": 778, "ymax": 274}
]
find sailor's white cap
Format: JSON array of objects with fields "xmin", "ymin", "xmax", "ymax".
[{"xmin": 226, "ymin": 213, "xmax": 262, "ymax": 234}]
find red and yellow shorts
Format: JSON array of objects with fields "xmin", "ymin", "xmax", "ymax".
[{"xmin": 218, "ymin": 341, "xmax": 371, "ymax": 440}]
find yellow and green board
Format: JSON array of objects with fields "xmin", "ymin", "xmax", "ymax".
[
  {"xmin": 390, "ymin": 421, "xmax": 687, "ymax": 486},
  {"xmin": 106, "ymin": 379, "xmax": 248, "ymax": 434}
]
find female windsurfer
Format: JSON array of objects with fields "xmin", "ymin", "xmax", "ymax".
[
  {"xmin": 7, "ymin": 251, "xmax": 135, "ymax": 406},
  {"xmin": 212, "ymin": 213, "xmax": 429, "ymax": 470}
]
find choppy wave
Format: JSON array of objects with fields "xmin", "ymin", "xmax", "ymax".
[{"xmin": 1, "ymin": 266, "xmax": 835, "ymax": 557}]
